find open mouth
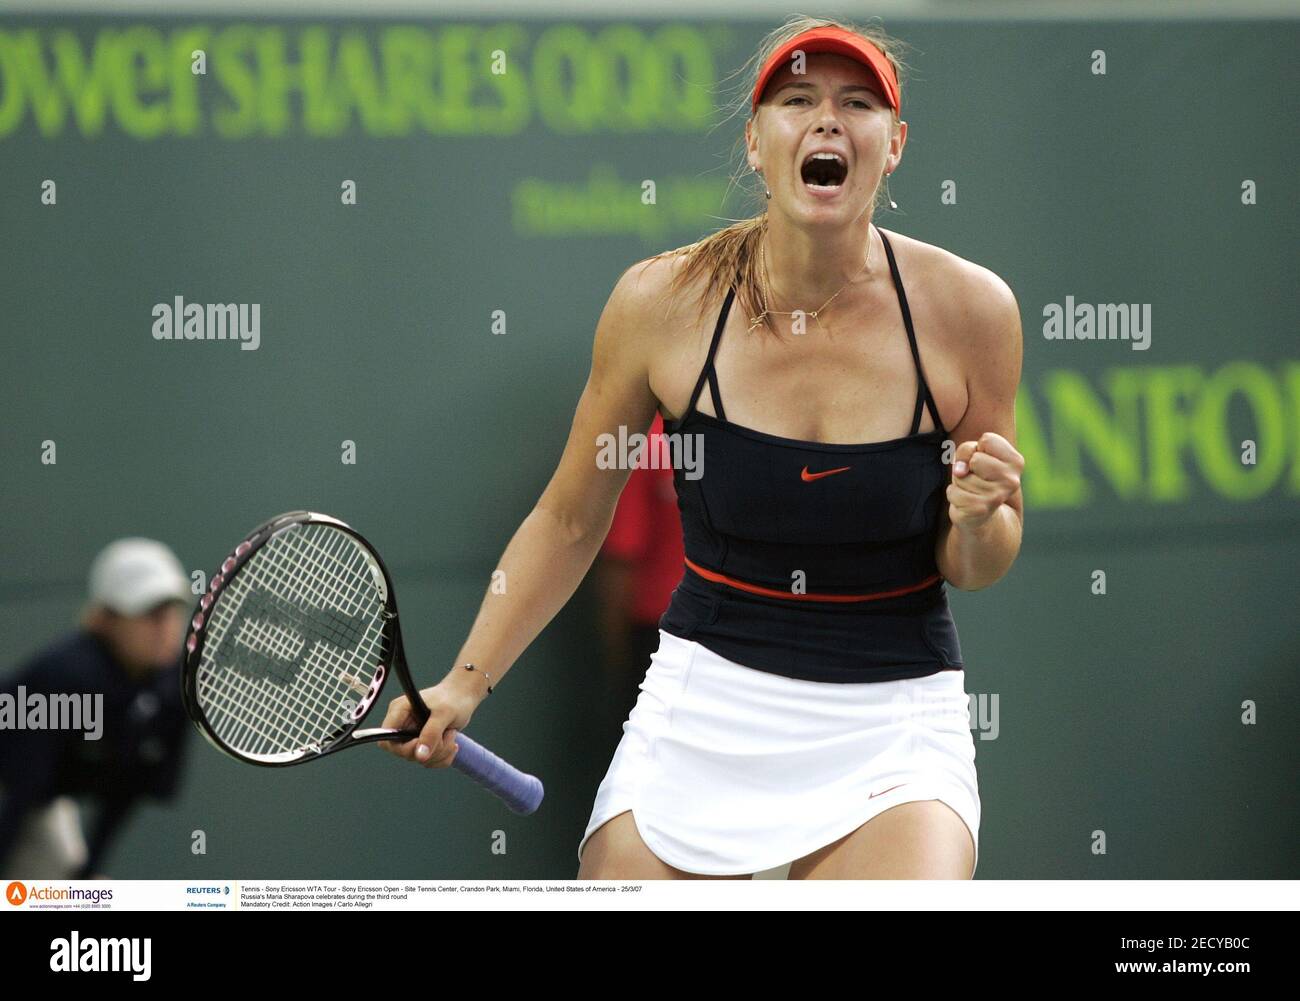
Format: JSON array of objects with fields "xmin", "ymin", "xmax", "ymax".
[{"xmin": 800, "ymin": 152, "xmax": 848, "ymax": 189}]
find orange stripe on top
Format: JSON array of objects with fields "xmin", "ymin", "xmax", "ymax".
[{"xmin": 683, "ymin": 556, "xmax": 942, "ymax": 603}]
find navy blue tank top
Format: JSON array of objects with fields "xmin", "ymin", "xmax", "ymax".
[{"xmin": 657, "ymin": 229, "xmax": 964, "ymax": 683}]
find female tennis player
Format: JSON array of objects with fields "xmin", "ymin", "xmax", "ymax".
[{"xmin": 380, "ymin": 16, "xmax": 1024, "ymax": 880}]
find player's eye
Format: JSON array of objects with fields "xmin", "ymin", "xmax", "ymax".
[{"xmin": 783, "ymin": 95, "xmax": 872, "ymax": 108}]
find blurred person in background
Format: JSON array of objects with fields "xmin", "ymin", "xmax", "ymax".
[
  {"xmin": 0, "ymin": 538, "xmax": 192, "ymax": 878},
  {"xmin": 593, "ymin": 412, "xmax": 685, "ymax": 747}
]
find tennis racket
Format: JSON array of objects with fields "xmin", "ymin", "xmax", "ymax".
[{"xmin": 181, "ymin": 510, "xmax": 544, "ymax": 815}]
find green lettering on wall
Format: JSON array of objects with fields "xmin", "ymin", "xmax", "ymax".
[
  {"xmin": 1015, "ymin": 387, "xmax": 1083, "ymax": 509},
  {"xmin": 432, "ymin": 24, "xmax": 476, "ymax": 133},
  {"xmin": 168, "ymin": 28, "xmax": 208, "ymax": 136},
  {"xmin": 1287, "ymin": 363, "xmax": 1300, "ymax": 495},
  {"xmin": 0, "ymin": 23, "xmax": 720, "ymax": 138},
  {"xmin": 477, "ymin": 24, "xmax": 530, "ymax": 133},
  {"xmin": 213, "ymin": 26, "xmax": 259, "ymax": 138},
  {"xmin": 27, "ymin": 29, "xmax": 114, "ymax": 137},
  {"xmin": 654, "ymin": 24, "xmax": 715, "ymax": 130},
  {"xmin": 533, "ymin": 26, "xmax": 599, "ymax": 134},
  {"xmin": 1076, "ymin": 367, "xmax": 1144, "ymax": 499},
  {"xmin": 379, "ymin": 26, "xmax": 436, "ymax": 132},
  {"xmin": 0, "ymin": 31, "xmax": 24, "ymax": 134},
  {"xmin": 1143, "ymin": 365, "xmax": 1203, "ymax": 502},
  {"xmin": 596, "ymin": 25, "xmax": 659, "ymax": 131},
  {"xmin": 113, "ymin": 26, "xmax": 168, "ymax": 139},
  {"xmin": 1194, "ymin": 361, "xmax": 1287, "ymax": 499},
  {"xmin": 333, "ymin": 29, "xmax": 391, "ymax": 136}
]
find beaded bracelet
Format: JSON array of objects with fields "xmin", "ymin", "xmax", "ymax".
[{"xmin": 460, "ymin": 663, "xmax": 494, "ymax": 696}]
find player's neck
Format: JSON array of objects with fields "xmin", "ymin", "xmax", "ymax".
[{"xmin": 761, "ymin": 214, "xmax": 878, "ymax": 310}]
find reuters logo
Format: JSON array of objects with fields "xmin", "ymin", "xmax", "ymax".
[{"xmin": 6, "ymin": 882, "xmax": 27, "ymax": 905}]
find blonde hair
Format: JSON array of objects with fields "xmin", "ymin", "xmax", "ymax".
[{"xmin": 647, "ymin": 15, "xmax": 912, "ymax": 337}]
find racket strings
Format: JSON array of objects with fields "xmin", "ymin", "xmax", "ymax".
[
  {"xmin": 200, "ymin": 535, "xmax": 352, "ymax": 753},
  {"xmin": 202, "ymin": 528, "xmax": 382, "ymax": 755},
  {"xmin": 196, "ymin": 523, "xmax": 389, "ymax": 759},
  {"xmin": 211, "ymin": 522, "xmax": 379, "ymax": 748},
  {"xmin": 212, "ymin": 528, "xmax": 371, "ymax": 753},
  {"xmin": 202, "ymin": 532, "xmax": 349, "ymax": 751}
]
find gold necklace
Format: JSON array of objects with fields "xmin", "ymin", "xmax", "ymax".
[{"xmin": 749, "ymin": 228, "xmax": 873, "ymax": 333}]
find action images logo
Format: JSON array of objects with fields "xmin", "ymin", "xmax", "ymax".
[{"xmin": 8, "ymin": 883, "xmax": 113, "ymax": 906}]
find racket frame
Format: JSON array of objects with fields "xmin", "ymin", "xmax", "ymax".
[{"xmin": 182, "ymin": 510, "xmax": 432, "ymax": 768}]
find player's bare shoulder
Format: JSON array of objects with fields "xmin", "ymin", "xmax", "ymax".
[
  {"xmin": 877, "ymin": 228, "xmax": 1020, "ymax": 358},
  {"xmin": 601, "ymin": 249, "xmax": 716, "ymax": 414},
  {"xmin": 611, "ymin": 249, "xmax": 710, "ymax": 342},
  {"xmin": 596, "ymin": 251, "xmax": 686, "ymax": 364}
]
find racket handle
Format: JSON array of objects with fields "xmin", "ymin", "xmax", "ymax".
[{"xmin": 449, "ymin": 734, "xmax": 545, "ymax": 815}]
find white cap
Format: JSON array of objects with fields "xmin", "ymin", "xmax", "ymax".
[{"xmin": 88, "ymin": 538, "xmax": 191, "ymax": 616}]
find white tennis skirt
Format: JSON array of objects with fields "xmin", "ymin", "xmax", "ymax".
[{"xmin": 578, "ymin": 629, "xmax": 980, "ymax": 877}]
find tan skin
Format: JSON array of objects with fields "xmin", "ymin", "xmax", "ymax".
[{"xmin": 380, "ymin": 50, "xmax": 1024, "ymax": 879}]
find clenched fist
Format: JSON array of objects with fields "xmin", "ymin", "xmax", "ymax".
[{"xmin": 946, "ymin": 432, "xmax": 1024, "ymax": 529}]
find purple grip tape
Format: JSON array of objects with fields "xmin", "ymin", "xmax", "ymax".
[{"xmin": 449, "ymin": 734, "xmax": 544, "ymax": 815}]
